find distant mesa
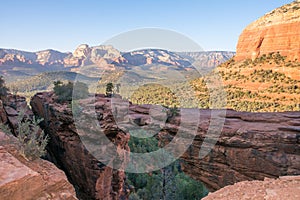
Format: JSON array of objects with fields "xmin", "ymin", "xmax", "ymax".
[{"xmin": 235, "ymin": 0, "xmax": 300, "ymax": 61}]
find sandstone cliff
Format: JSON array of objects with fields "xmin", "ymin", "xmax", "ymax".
[
  {"xmin": 0, "ymin": 94, "xmax": 77, "ymax": 200},
  {"xmin": 235, "ymin": 1, "xmax": 300, "ymax": 61},
  {"xmin": 36, "ymin": 49, "xmax": 69, "ymax": 66},
  {"xmin": 178, "ymin": 109, "xmax": 300, "ymax": 191},
  {"xmin": 30, "ymin": 92, "xmax": 130, "ymax": 200},
  {"xmin": 30, "ymin": 93, "xmax": 300, "ymax": 194}
]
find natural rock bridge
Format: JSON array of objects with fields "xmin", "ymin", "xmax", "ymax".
[{"xmin": 29, "ymin": 93, "xmax": 300, "ymax": 199}]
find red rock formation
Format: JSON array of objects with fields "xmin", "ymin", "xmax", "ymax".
[
  {"xmin": 30, "ymin": 92, "xmax": 130, "ymax": 200},
  {"xmin": 203, "ymin": 176, "xmax": 300, "ymax": 200},
  {"xmin": 0, "ymin": 131, "xmax": 77, "ymax": 200},
  {"xmin": 174, "ymin": 109, "xmax": 300, "ymax": 191},
  {"xmin": 235, "ymin": 1, "xmax": 300, "ymax": 61},
  {"xmin": 30, "ymin": 92, "xmax": 300, "ymax": 195},
  {"xmin": 36, "ymin": 49, "xmax": 69, "ymax": 66},
  {"xmin": 108, "ymin": 102, "xmax": 300, "ymax": 192}
]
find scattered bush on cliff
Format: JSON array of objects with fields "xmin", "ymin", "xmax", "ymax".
[
  {"xmin": 53, "ymin": 81, "xmax": 89, "ymax": 103},
  {"xmin": 0, "ymin": 76, "xmax": 9, "ymax": 99},
  {"xmin": 0, "ymin": 109, "xmax": 49, "ymax": 160},
  {"xmin": 105, "ymin": 82, "xmax": 114, "ymax": 97}
]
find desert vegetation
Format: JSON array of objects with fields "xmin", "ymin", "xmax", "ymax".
[
  {"xmin": 53, "ymin": 81, "xmax": 89, "ymax": 103},
  {"xmin": 0, "ymin": 109, "xmax": 48, "ymax": 160},
  {"xmin": 127, "ymin": 133, "xmax": 208, "ymax": 200},
  {"xmin": 3, "ymin": 51, "xmax": 299, "ymax": 112}
]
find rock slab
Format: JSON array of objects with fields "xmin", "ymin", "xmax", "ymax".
[
  {"xmin": 0, "ymin": 132, "xmax": 77, "ymax": 200},
  {"xmin": 203, "ymin": 176, "xmax": 300, "ymax": 200}
]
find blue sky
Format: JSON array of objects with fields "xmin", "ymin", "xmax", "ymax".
[{"xmin": 0, "ymin": 0, "xmax": 293, "ymax": 52}]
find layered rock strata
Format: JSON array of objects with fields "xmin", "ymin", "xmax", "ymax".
[
  {"xmin": 31, "ymin": 92, "xmax": 130, "ymax": 200},
  {"xmin": 236, "ymin": 1, "xmax": 300, "ymax": 61},
  {"xmin": 31, "ymin": 92, "xmax": 300, "ymax": 193}
]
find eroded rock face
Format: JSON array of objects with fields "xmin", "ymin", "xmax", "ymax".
[
  {"xmin": 30, "ymin": 92, "xmax": 300, "ymax": 195},
  {"xmin": 30, "ymin": 92, "xmax": 130, "ymax": 200},
  {"xmin": 177, "ymin": 110, "xmax": 300, "ymax": 191},
  {"xmin": 235, "ymin": 1, "xmax": 300, "ymax": 61},
  {"xmin": 108, "ymin": 102, "xmax": 300, "ymax": 192},
  {"xmin": 64, "ymin": 44, "xmax": 121, "ymax": 68},
  {"xmin": 36, "ymin": 49, "xmax": 69, "ymax": 66},
  {"xmin": 117, "ymin": 49, "xmax": 192, "ymax": 68},
  {"xmin": 203, "ymin": 176, "xmax": 300, "ymax": 200},
  {"xmin": 0, "ymin": 131, "xmax": 77, "ymax": 200}
]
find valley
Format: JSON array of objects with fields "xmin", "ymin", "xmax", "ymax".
[{"xmin": 0, "ymin": 1, "xmax": 300, "ymax": 200}]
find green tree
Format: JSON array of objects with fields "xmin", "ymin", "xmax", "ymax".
[
  {"xmin": 127, "ymin": 132, "xmax": 208, "ymax": 200},
  {"xmin": 53, "ymin": 81, "xmax": 89, "ymax": 103},
  {"xmin": 106, "ymin": 82, "xmax": 114, "ymax": 97},
  {"xmin": 53, "ymin": 81, "xmax": 73, "ymax": 102}
]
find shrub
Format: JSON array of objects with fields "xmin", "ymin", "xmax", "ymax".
[
  {"xmin": 54, "ymin": 81, "xmax": 89, "ymax": 102},
  {"xmin": 106, "ymin": 82, "xmax": 114, "ymax": 97},
  {"xmin": 54, "ymin": 81, "xmax": 72, "ymax": 102},
  {"xmin": 0, "ymin": 109, "xmax": 49, "ymax": 160}
]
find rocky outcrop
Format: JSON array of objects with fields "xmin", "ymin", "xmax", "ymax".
[
  {"xmin": 109, "ymin": 102, "xmax": 299, "ymax": 192},
  {"xmin": 114, "ymin": 49, "xmax": 192, "ymax": 68},
  {"xmin": 0, "ymin": 131, "xmax": 77, "ymax": 200},
  {"xmin": 30, "ymin": 92, "xmax": 300, "ymax": 194},
  {"xmin": 203, "ymin": 176, "xmax": 300, "ymax": 200},
  {"xmin": 178, "ymin": 109, "xmax": 300, "ymax": 191},
  {"xmin": 117, "ymin": 103, "xmax": 300, "ymax": 191},
  {"xmin": 235, "ymin": 1, "xmax": 300, "ymax": 61},
  {"xmin": 36, "ymin": 49, "xmax": 69, "ymax": 66},
  {"xmin": 64, "ymin": 44, "xmax": 120, "ymax": 70},
  {"xmin": 30, "ymin": 92, "xmax": 130, "ymax": 200}
]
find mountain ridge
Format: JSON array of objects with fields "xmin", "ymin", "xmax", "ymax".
[
  {"xmin": 0, "ymin": 45, "xmax": 235, "ymax": 80},
  {"xmin": 0, "ymin": 46, "xmax": 235, "ymax": 68}
]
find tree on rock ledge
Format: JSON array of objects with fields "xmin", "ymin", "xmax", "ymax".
[{"xmin": 105, "ymin": 82, "xmax": 114, "ymax": 97}]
